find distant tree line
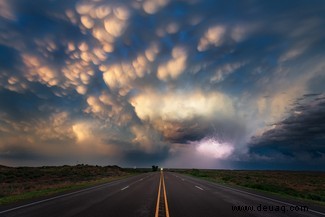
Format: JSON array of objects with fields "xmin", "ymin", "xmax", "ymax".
[{"xmin": 152, "ymin": 165, "xmax": 159, "ymax": 171}]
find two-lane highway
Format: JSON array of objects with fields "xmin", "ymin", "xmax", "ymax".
[{"xmin": 1, "ymin": 171, "xmax": 324, "ymax": 217}]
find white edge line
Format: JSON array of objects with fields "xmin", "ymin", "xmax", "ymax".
[
  {"xmin": 178, "ymin": 174, "xmax": 325, "ymax": 216},
  {"xmin": 121, "ymin": 186, "xmax": 129, "ymax": 191},
  {"xmin": 195, "ymin": 186, "xmax": 204, "ymax": 191},
  {"xmin": 200, "ymin": 179, "xmax": 325, "ymax": 216},
  {"xmin": 0, "ymin": 175, "xmax": 145, "ymax": 214},
  {"xmin": 0, "ymin": 183, "xmax": 103, "ymax": 214}
]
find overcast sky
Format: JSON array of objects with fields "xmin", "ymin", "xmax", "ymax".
[{"xmin": 0, "ymin": 0, "xmax": 324, "ymax": 170}]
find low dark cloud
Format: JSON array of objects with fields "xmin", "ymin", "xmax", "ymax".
[
  {"xmin": 124, "ymin": 149, "xmax": 169, "ymax": 167},
  {"xmin": 0, "ymin": 147, "xmax": 45, "ymax": 161},
  {"xmin": 248, "ymin": 94, "xmax": 325, "ymax": 168}
]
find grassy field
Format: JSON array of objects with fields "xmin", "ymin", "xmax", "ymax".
[
  {"xmin": 2, "ymin": 165, "xmax": 324, "ymax": 206},
  {"xmin": 174, "ymin": 169, "xmax": 325, "ymax": 204},
  {"xmin": 0, "ymin": 164, "xmax": 143, "ymax": 205}
]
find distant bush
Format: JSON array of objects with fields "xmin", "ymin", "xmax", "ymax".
[
  {"xmin": 152, "ymin": 165, "xmax": 159, "ymax": 171},
  {"xmin": 306, "ymin": 193, "xmax": 324, "ymax": 202},
  {"xmin": 189, "ymin": 169, "xmax": 209, "ymax": 178}
]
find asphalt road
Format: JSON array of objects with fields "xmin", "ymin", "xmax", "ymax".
[
  {"xmin": 0, "ymin": 171, "xmax": 324, "ymax": 217},
  {"xmin": 165, "ymin": 172, "xmax": 325, "ymax": 217},
  {"xmin": 0, "ymin": 173, "xmax": 159, "ymax": 217}
]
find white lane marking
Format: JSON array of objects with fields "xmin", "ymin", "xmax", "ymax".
[
  {"xmin": 0, "ymin": 174, "xmax": 150, "ymax": 214},
  {"xmin": 0, "ymin": 180, "xmax": 117, "ymax": 214},
  {"xmin": 195, "ymin": 186, "xmax": 204, "ymax": 191},
  {"xmin": 181, "ymin": 179, "xmax": 185, "ymax": 181},
  {"xmin": 184, "ymin": 176, "xmax": 325, "ymax": 216},
  {"xmin": 139, "ymin": 178, "xmax": 143, "ymax": 181},
  {"xmin": 121, "ymin": 186, "xmax": 129, "ymax": 191}
]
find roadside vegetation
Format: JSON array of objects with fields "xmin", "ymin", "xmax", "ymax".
[
  {"xmin": 0, "ymin": 164, "xmax": 142, "ymax": 205},
  {"xmin": 175, "ymin": 169, "xmax": 325, "ymax": 204}
]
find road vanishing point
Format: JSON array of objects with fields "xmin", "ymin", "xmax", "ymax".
[{"xmin": 0, "ymin": 171, "xmax": 324, "ymax": 217}]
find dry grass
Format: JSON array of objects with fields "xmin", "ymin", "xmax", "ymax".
[
  {"xmin": 177, "ymin": 169, "xmax": 325, "ymax": 204},
  {"xmin": 0, "ymin": 164, "xmax": 135, "ymax": 204}
]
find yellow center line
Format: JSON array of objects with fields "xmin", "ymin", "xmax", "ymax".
[
  {"xmin": 162, "ymin": 172, "xmax": 170, "ymax": 217},
  {"xmin": 155, "ymin": 171, "xmax": 170, "ymax": 217},
  {"xmin": 155, "ymin": 172, "xmax": 162, "ymax": 217}
]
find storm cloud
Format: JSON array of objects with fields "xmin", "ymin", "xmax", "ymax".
[
  {"xmin": 247, "ymin": 94, "xmax": 325, "ymax": 169},
  {"xmin": 0, "ymin": 0, "xmax": 324, "ymax": 169}
]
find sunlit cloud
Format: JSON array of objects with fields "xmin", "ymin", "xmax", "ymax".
[
  {"xmin": 130, "ymin": 90, "xmax": 234, "ymax": 122},
  {"xmin": 72, "ymin": 121, "xmax": 120, "ymax": 156},
  {"xmin": 198, "ymin": 26, "xmax": 225, "ymax": 52},
  {"xmin": 142, "ymin": 0, "xmax": 170, "ymax": 14},
  {"xmin": 157, "ymin": 46, "xmax": 187, "ymax": 81},
  {"xmin": 0, "ymin": 0, "xmax": 324, "ymax": 169}
]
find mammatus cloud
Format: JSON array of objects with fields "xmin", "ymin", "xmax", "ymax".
[
  {"xmin": 197, "ymin": 26, "xmax": 225, "ymax": 52},
  {"xmin": 0, "ymin": 0, "xmax": 324, "ymax": 169},
  {"xmin": 157, "ymin": 47, "xmax": 187, "ymax": 81}
]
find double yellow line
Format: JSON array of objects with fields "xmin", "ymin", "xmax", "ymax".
[{"xmin": 155, "ymin": 171, "xmax": 170, "ymax": 217}]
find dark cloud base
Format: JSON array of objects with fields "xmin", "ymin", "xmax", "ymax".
[
  {"xmin": 124, "ymin": 148, "xmax": 169, "ymax": 167},
  {"xmin": 248, "ymin": 94, "xmax": 325, "ymax": 170}
]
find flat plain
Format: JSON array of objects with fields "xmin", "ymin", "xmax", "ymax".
[
  {"xmin": 1, "ymin": 165, "xmax": 324, "ymax": 208},
  {"xmin": 176, "ymin": 169, "xmax": 325, "ymax": 204},
  {"xmin": 0, "ymin": 164, "xmax": 135, "ymax": 205}
]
